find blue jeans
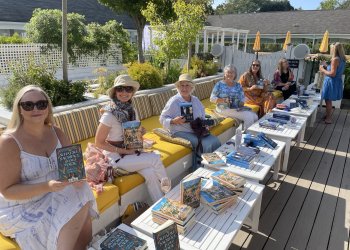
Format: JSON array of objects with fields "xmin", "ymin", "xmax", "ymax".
[{"xmin": 174, "ymin": 131, "xmax": 221, "ymax": 171}]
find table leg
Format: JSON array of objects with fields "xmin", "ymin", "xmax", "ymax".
[
  {"xmin": 250, "ymin": 192, "xmax": 262, "ymax": 233},
  {"xmin": 282, "ymin": 140, "xmax": 291, "ymax": 172},
  {"xmin": 296, "ymin": 124, "xmax": 306, "ymax": 147},
  {"xmin": 273, "ymin": 153, "xmax": 281, "ymax": 180},
  {"xmin": 311, "ymin": 109, "xmax": 317, "ymax": 127}
]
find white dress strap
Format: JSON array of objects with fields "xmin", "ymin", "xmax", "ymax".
[{"xmin": 7, "ymin": 134, "xmax": 24, "ymax": 151}]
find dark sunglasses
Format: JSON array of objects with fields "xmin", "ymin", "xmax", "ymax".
[
  {"xmin": 19, "ymin": 100, "xmax": 49, "ymax": 111},
  {"xmin": 115, "ymin": 86, "xmax": 134, "ymax": 93},
  {"xmin": 252, "ymin": 64, "xmax": 260, "ymax": 67}
]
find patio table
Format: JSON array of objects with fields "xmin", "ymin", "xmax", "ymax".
[
  {"xmin": 202, "ymin": 134, "xmax": 285, "ymax": 182},
  {"xmin": 247, "ymin": 114, "xmax": 307, "ymax": 172},
  {"xmin": 131, "ymin": 167, "xmax": 264, "ymax": 250}
]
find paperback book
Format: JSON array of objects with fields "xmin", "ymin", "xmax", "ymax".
[
  {"xmin": 201, "ymin": 152, "xmax": 226, "ymax": 167},
  {"xmin": 152, "ymin": 198, "xmax": 194, "ymax": 225},
  {"xmin": 259, "ymin": 120, "xmax": 279, "ymax": 130},
  {"xmin": 152, "ymin": 214, "xmax": 195, "ymax": 234},
  {"xmin": 100, "ymin": 228, "xmax": 147, "ymax": 250},
  {"xmin": 211, "ymin": 169, "xmax": 246, "ymax": 191},
  {"xmin": 180, "ymin": 175, "xmax": 202, "ymax": 208},
  {"xmin": 225, "ymin": 145, "xmax": 259, "ymax": 169},
  {"xmin": 180, "ymin": 102, "xmax": 194, "ymax": 122},
  {"xmin": 153, "ymin": 220, "xmax": 180, "ymax": 250},
  {"xmin": 122, "ymin": 121, "xmax": 143, "ymax": 150},
  {"xmin": 56, "ymin": 144, "xmax": 86, "ymax": 182},
  {"xmin": 200, "ymin": 179, "xmax": 237, "ymax": 206}
]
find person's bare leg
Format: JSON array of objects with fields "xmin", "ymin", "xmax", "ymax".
[
  {"xmin": 74, "ymin": 210, "xmax": 92, "ymax": 250},
  {"xmin": 325, "ymin": 100, "xmax": 333, "ymax": 123},
  {"xmin": 57, "ymin": 203, "xmax": 90, "ymax": 250}
]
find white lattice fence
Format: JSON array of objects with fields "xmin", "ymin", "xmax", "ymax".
[{"xmin": 0, "ymin": 43, "xmax": 122, "ymax": 74}]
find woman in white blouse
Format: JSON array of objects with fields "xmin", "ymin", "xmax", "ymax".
[{"xmin": 95, "ymin": 75, "xmax": 170, "ymax": 202}]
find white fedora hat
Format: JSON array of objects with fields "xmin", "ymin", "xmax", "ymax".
[{"xmin": 108, "ymin": 74, "xmax": 140, "ymax": 98}]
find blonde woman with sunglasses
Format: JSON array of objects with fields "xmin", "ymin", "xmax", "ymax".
[{"xmin": 0, "ymin": 85, "xmax": 98, "ymax": 250}]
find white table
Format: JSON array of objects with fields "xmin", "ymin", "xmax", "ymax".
[
  {"xmin": 203, "ymin": 134, "xmax": 285, "ymax": 182},
  {"xmin": 272, "ymin": 100, "xmax": 318, "ymax": 127},
  {"xmin": 91, "ymin": 223, "xmax": 155, "ymax": 250},
  {"xmin": 247, "ymin": 114, "xmax": 307, "ymax": 172},
  {"xmin": 132, "ymin": 168, "xmax": 264, "ymax": 250}
]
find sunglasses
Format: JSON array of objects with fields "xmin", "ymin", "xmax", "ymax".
[
  {"xmin": 19, "ymin": 100, "xmax": 49, "ymax": 111},
  {"xmin": 115, "ymin": 86, "xmax": 134, "ymax": 93},
  {"xmin": 252, "ymin": 64, "xmax": 260, "ymax": 67}
]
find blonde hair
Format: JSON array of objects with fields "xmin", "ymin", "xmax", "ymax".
[
  {"xmin": 277, "ymin": 58, "xmax": 290, "ymax": 75},
  {"xmin": 6, "ymin": 85, "xmax": 54, "ymax": 133},
  {"xmin": 331, "ymin": 42, "xmax": 346, "ymax": 61}
]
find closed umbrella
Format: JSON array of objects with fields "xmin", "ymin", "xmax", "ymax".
[
  {"xmin": 283, "ymin": 31, "xmax": 292, "ymax": 51},
  {"xmin": 319, "ymin": 30, "xmax": 329, "ymax": 53},
  {"xmin": 253, "ymin": 31, "xmax": 261, "ymax": 59}
]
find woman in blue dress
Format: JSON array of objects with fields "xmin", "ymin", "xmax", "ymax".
[{"xmin": 319, "ymin": 42, "xmax": 346, "ymax": 124}]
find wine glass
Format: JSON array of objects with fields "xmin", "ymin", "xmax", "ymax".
[{"xmin": 161, "ymin": 177, "xmax": 172, "ymax": 194}]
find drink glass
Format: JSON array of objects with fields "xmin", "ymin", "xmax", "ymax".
[{"xmin": 161, "ymin": 177, "xmax": 171, "ymax": 194}]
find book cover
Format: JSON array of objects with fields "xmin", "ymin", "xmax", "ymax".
[
  {"xmin": 179, "ymin": 102, "xmax": 193, "ymax": 122},
  {"xmin": 211, "ymin": 169, "xmax": 246, "ymax": 189},
  {"xmin": 229, "ymin": 96, "xmax": 240, "ymax": 109},
  {"xmin": 100, "ymin": 228, "xmax": 147, "ymax": 250},
  {"xmin": 259, "ymin": 120, "xmax": 279, "ymax": 130},
  {"xmin": 56, "ymin": 144, "xmax": 86, "ymax": 182},
  {"xmin": 180, "ymin": 176, "xmax": 201, "ymax": 208},
  {"xmin": 153, "ymin": 220, "xmax": 180, "ymax": 250},
  {"xmin": 152, "ymin": 214, "xmax": 195, "ymax": 234},
  {"xmin": 225, "ymin": 146, "xmax": 259, "ymax": 169},
  {"xmin": 122, "ymin": 121, "xmax": 143, "ymax": 150},
  {"xmin": 257, "ymin": 132, "xmax": 278, "ymax": 149},
  {"xmin": 152, "ymin": 198, "xmax": 194, "ymax": 225},
  {"xmin": 200, "ymin": 179, "xmax": 236, "ymax": 205},
  {"xmin": 201, "ymin": 153, "xmax": 226, "ymax": 167}
]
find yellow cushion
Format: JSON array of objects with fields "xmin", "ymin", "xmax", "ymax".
[
  {"xmin": 244, "ymin": 104, "xmax": 260, "ymax": 113},
  {"xmin": 209, "ymin": 117, "xmax": 236, "ymax": 136},
  {"xmin": 0, "ymin": 234, "xmax": 19, "ymax": 250},
  {"xmin": 141, "ymin": 116, "xmax": 162, "ymax": 132},
  {"xmin": 93, "ymin": 183, "xmax": 120, "ymax": 214},
  {"xmin": 79, "ymin": 137, "xmax": 96, "ymax": 153},
  {"xmin": 272, "ymin": 90, "xmax": 283, "ymax": 98},
  {"xmin": 113, "ymin": 173, "xmax": 145, "ymax": 196},
  {"xmin": 201, "ymin": 98, "xmax": 217, "ymax": 110}
]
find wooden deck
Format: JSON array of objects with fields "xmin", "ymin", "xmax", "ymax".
[{"xmin": 230, "ymin": 107, "xmax": 350, "ymax": 250}]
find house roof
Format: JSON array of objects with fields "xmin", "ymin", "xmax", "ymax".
[
  {"xmin": 207, "ymin": 9, "xmax": 350, "ymax": 35},
  {"xmin": 0, "ymin": 0, "xmax": 136, "ymax": 30}
]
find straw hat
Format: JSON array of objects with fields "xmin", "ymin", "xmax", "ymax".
[
  {"xmin": 175, "ymin": 73, "xmax": 195, "ymax": 88},
  {"xmin": 108, "ymin": 74, "xmax": 140, "ymax": 98}
]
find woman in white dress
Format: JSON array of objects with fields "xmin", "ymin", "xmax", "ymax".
[
  {"xmin": 95, "ymin": 75, "xmax": 170, "ymax": 203},
  {"xmin": 0, "ymin": 85, "xmax": 98, "ymax": 250}
]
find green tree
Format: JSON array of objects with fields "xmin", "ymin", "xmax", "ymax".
[
  {"xmin": 142, "ymin": 0, "xmax": 206, "ymax": 71},
  {"xmin": 319, "ymin": 0, "xmax": 339, "ymax": 9},
  {"xmin": 98, "ymin": 0, "xmax": 151, "ymax": 63},
  {"xmin": 25, "ymin": 9, "xmax": 87, "ymax": 61},
  {"xmin": 215, "ymin": 0, "xmax": 294, "ymax": 14},
  {"xmin": 260, "ymin": 0, "xmax": 294, "ymax": 12}
]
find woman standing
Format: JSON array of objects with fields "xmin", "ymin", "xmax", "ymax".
[
  {"xmin": 95, "ymin": 75, "xmax": 170, "ymax": 203},
  {"xmin": 239, "ymin": 60, "xmax": 276, "ymax": 117},
  {"xmin": 319, "ymin": 42, "xmax": 346, "ymax": 124},
  {"xmin": 273, "ymin": 58, "xmax": 296, "ymax": 100},
  {"xmin": 160, "ymin": 74, "xmax": 221, "ymax": 171},
  {"xmin": 210, "ymin": 64, "xmax": 258, "ymax": 130},
  {"xmin": 0, "ymin": 85, "xmax": 97, "ymax": 250}
]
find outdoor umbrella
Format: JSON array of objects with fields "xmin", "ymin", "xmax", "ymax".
[
  {"xmin": 253, "ymin": 31, "xmax": 261, "ymax": 59},
  {"xmin": 283, "ymin": 31, "xmax": 292, "ymax": 51},
  {"xmin": 319, "ymin": 30, "xmax": 329, "ymax": 53}
]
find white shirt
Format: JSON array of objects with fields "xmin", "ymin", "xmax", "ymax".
[{"xmin": 99, "ymin": 111, "xmax": 123, "ymax": 141}]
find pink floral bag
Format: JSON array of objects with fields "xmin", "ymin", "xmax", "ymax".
[{"xmin": 84, "ymin": 143, "xmax": 113, "ymax": 194}]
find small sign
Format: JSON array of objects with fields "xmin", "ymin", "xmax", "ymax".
[
  {"xmin": 287, "ymin": 59, "xmax": 299, "ymax": 69},
  {"xmin": 57, "ymin": 144, "xmax": 86, "ymax": 182}
]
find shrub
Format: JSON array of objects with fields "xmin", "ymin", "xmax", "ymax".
[
  {"xmin": 163, "ymin": 63, "xmax": 182, "ymax": 85},
  {"xmin": 184, "ymin": 56, "xmax": 218, "ymax": 79},
  {"xmin": 0, "ymin": 33, "xmax": 27, "ymax": 44},
  {"xmin": 93, "ymin": 68, "xmax": 121, "ymax": 97},
  {"xmin": 0, "ymin": 58, "xmax": 87, "ymax": 109},
  {"xmin": 127, "ymin": 62, "xmax": 163, "ymax": 89},
  {"xmin": 344, "ymin": 61, "xmax": 350, "ymax": 99}
]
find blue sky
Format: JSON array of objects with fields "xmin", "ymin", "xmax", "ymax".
[{"xmin": 212, "ymin": 0, "xmax": 323, "ymax": 10}]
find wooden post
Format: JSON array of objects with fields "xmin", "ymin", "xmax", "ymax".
[
  {"xmin": 236, "ymin": 32, "xmax": 240, "ymax": 50},
  {"xmin": 203, "ymin": 29, "xmax": 208, "ymax": 53},
  {"xmin": 62, "ymin": 0, "xmax": 68, "ymax": 82},
  {"xmin": 244, "ymin": 33, "xmax": 248, "ymax": 52}
]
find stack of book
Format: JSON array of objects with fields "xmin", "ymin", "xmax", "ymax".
[
  {"xmin": 225, "ymin": 145, "xmax": 260, "ymax": 169},
  {"xmin": 200, "ymin": 179, "xmax": 238, "ymax": 214},
  {"xmin": 259, "ymin": 120, "xmax": 279, "ymax": 129},
  {"xmin": 152, "ymin": 198, "xmax": 195, "ymax": 234},
  {"xmin": 211, "ymin": 169, "xmax": 246, "ymax": 192}
]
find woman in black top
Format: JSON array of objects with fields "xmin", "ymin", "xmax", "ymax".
[{"xmin": 273, "ymin": 58, "xmax": 296, "ymax": 100}]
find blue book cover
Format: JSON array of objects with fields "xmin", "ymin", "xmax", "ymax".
[
  {"xmin": 152, "ymin": 198, "xmax": 194, "ymax": 224},
  {"xmin": 100, "ymin": 228, "xmax": 147, "ymax": 250},
  {"xmin": 259, "ymin": 120, "xmax": 279, "ymax": 129},
  {"xmin": 180, "ymin": 176, "xmax": 201, "ymax": 208},
  {"xmin": 200, "ymin": 179, "xmax": 236, "ymax": 205},
  {"xmin": 179, "ymin": 102, "xmax": 193, "ymax": 122},
  {"xmin": 57, "ymin": 144, "xmax": 86, "ymax": 182}
]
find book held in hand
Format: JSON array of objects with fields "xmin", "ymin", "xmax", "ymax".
[
  {"xmin": 201, "ymin": 153, "xmax": 226, "ymax": 167},
  {"xmin": 180, "ymin": 175, "xmax": 201, "ymax": 208},
  {"xmin": 122, "ymin": 121, "xmax": 143, "ymax": 150},
  {"xmin": 153, "ymin": 220, "xmax": 180, "ymax": 250},
  {"xmin": 179, "ymin": 102, "xmax": 193, "ymax": 122},
  {"xmin": 100, "ymin": 228, "xmax": 147, "ymax": 250},
  {"xmin": 56, "ymin": 144, "xmax": 86, "ymax": 182}
]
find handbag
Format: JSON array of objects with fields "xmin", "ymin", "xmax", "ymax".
[{"xmin": 190, "ymin": 118, "xmax": 211, "ymax": 167}]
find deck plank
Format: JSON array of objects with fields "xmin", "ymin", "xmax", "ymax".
[
  {"xmin": 231, "ymin": 110, "xmax": 334, "ymax": 250},
  {"xmin": 264, "ymin": 109, "xmax": 347, "ymax": 250}
]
